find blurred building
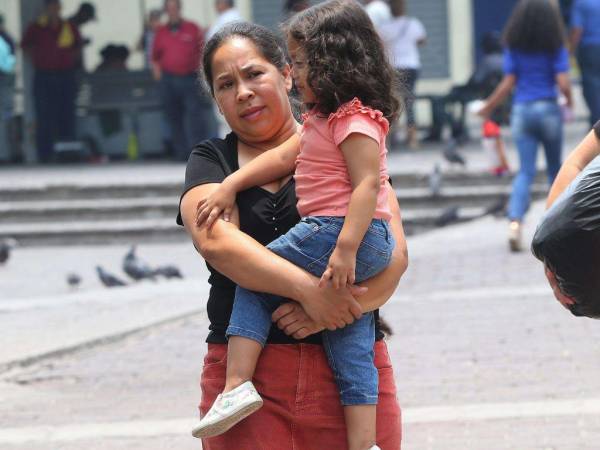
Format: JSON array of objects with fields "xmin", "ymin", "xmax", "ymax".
[{"xmin": 0, "ymin": 0, "xmax": 522, "ymax": 163}]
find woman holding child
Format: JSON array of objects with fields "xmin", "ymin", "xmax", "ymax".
[{"xmin": 177, "ymin": 2, "xmax": 408, "ymax": 449}]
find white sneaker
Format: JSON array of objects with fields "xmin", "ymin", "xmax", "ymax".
[
  {"xmin": 508, "ymin": 221, "xmax": 522, "ymax": 252},
  {"xmin": 191, "ymin": 381, "xmax": 263, "ymax": 439}
]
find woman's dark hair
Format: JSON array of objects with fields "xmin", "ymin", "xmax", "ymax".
[
  {"xmin": 503, "ymin": 0, "xmax": 566, "ymax": 53},
  {"xmin": 201, "ymin": 21, "xmax": 288, "ymax": 96},
  {"xmin": 285, "ymin": 0, "xmax": 402, "ymax": 122}
]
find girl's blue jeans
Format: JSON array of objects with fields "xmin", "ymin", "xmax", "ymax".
[
  {"xmin": 508, "ymin": 100, "xmax": 563, "ymax": 221},
  {"xmin": 227, "ymin": 216, "xmax": 395, "ymax": 406}
]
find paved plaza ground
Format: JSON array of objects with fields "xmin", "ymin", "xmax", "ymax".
[{"xmin": 1, "ymin": 119, "xmax": 600, "ymax": 449}]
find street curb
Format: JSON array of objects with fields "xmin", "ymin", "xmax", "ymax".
[{"xmin": 0, "ymin": 308, "xmax": 204, "ymax": 375}]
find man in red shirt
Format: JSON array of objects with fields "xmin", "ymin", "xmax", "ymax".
[
  {"xmin": 152, "ymin": 0, "xmax": 217, "ymax": 160},
  {"xmin": 22, "ymin": 0, "xmax": 81, "ymax": 163}
]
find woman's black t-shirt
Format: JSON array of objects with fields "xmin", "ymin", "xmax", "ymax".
[
  {"xmin": 594, "ymin": 120, "xmax": 600, "ymax": 140},
  {"xmin": 177, "ymin": 132, "xmax": 383, "ymax": 344}
]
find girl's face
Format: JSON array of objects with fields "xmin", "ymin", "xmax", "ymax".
[
  {"xmin": 211, "ymin": 37, "xmax": 294, "ymax": 144},
  {"xmin": 287, "ymin": 38, "xmax": 317, "ymax": 104}
]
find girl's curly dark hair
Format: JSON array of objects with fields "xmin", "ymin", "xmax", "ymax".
[
  {"xmin": 503, "ymin": 0, "xmax": 566, "ymax": 53},
  {"xmin": 284, "ymin": 0, "xmax": 402, "ymax": 122}
]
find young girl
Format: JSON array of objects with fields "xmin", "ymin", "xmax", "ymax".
[
  {"xmin": 192, "ymin": 2, "xmax": 400, "ymax": 449},
  {"xmin": 478, "ymin": 0, "xmax": 573, "ymax": 252}
]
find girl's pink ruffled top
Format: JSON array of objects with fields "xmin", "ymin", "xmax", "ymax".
[{"xmin": 295, "ymin": 98, "xmax": 392, "ymax": 221}]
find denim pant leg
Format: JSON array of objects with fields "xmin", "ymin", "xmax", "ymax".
[
  {"xmin": 538, "ymin": 103, "xmax": 563, "ymax": 185},
  {"xmin": 226, "ymin": 217, "xmax": 342, "ymax": 346},
  {"xmin": 578, "ymin": 45, "xmax": 600, "ymax": 127},
  {"xmin": 33, "ymin": 71, "xmax": 56, "ymax": 161},
  {"xmin": 227, "ymin": 286, "xmax": 285, "ymax": 346},
  {"xmin": 159, "ymin": 75, "xmax": 186, "ymax": 159},
  {"xmin": 508, "ymin": 103, "xmax": 539, "ymax": 221},
  {"xmin": 56, "ymin": 71, "xmax": 77, "ymax": 142},
  {"xmin": 322, "ymin": 312, "xmax": 378, "ymax": 405}
]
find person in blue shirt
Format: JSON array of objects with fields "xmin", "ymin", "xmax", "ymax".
[
  {"xmin": 479, "ymin": 0, "xmax": 573, "ymax": 252},
  {"xmin": 570, "ymin": 0, "xmax": 600, "ymax": 128},
  {"xmin": 0, "ymin": 14, "xmax": 15, "ymax": 162}
]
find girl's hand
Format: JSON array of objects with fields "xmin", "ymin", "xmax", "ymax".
[
  {"xmin": 196, "ymin": 184, "xmax": 236, "ymax": 228},
  {"xmin": 544, "ymin": 266, "xmax": 576, "ymax": 309},
  {"xmin": 271, "ymin": 302, "xmax": 324, "ymax": 339},
  {"xmin": 319, "ymin": 245, "xmax": 357, "ymax": 289}
]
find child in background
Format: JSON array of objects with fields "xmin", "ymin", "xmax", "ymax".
[
  {"xmin": 192, "ymin": 2, "xmax": 400, "ymax": 449},
  {"xmin": 482, "ymin": 118, "xmax": 510, "ymax": 176}
]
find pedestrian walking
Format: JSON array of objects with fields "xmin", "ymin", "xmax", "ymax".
[
  {"xmin": 22, "ymin": 0, "xmax": 82, "ymax": 163},
  {"xmin": 379, "ymin": 0, "xmax": 426, "ymax": 149},
  {"xmin": 177, "ymin": 19, "xmax": 407, "ymax": 450},
  {"xmin": 569, "ymin": 0, "xmax": 600, "ymax": 128},
  {"xmin": 479, "ymin": 0, "xmax": 573, "ymax": 252},
  {"xmin": 152, "ymin": 0, "xmax": 217, "ymax": 160}
]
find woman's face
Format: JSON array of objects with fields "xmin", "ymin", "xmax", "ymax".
[
  {"xmin": 287, "ymin": 38, "xmax": 316, "ymax": 104},
  {"xmin": 211, "ymin": 37, "xmax": 294, "ymax": 144}
]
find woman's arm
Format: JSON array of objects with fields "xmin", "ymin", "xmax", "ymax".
[
  {"xmin": 196, "ymin": 134, "xmax": 300, "ymax": 226},
  {"xmin": 546, "ymin": 129, "xmax": 600, "ymax": 207},
  {"xmin": 479, "ymin": 74, "xmax": 516, "ymax": 118},
  {"xmin": 273, "ymin": 182, "xmax": 409, "ymax": 337},
  {"xmin": 181, "ymin": 183, "xmax": 362, "ymax": 330}
]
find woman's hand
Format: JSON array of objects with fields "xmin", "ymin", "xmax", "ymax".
[
  {"xmin": 297, "ymin": 278, "xmax": 366, "ymax": 330},
  {"xmin": 544, "ymin": 266, "xmax": 576, "ymax": 309},
  {"xmin": 196, "ymin": 182, "xmax": 237, "ymax": 228},
  {"xmin": 271, "ymin": 302, "xmax": 324, "ymax": 339}
]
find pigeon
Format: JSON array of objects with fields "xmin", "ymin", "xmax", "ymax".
[
  {"xmin": 434, "ymin": 205, "xmax": 461, "ymax": 227},
  {"xmin": 123, "ymin": 246, "xmax": 156, "ymax": 281},
  {"xmin": 0, "ymin": 238, "xmax": 18, "ymax": 265},
  {"xmin": 67, "ymin": 273, "xmax": 82, "ymax": 288},
  {"xmin": 428, "ymin": 163, "xmax": 443, "ymax": 197},
  {"xmin": 443, "ymin": 139, "xmax": 467, "ymax": 167},
  {"xmin": 154, "ymin": 265, "xmax": 184, "ymax": 279},
  {"xmin": 96, "ymin": 266, "xmax": 127, "ymax": 287}
]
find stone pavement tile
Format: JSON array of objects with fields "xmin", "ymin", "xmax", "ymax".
[{"xmin": 404, "ymin": 416, "xmax": 600, "ymax": 450}]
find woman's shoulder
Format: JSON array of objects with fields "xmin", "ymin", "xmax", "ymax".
[
  {"xmin": 327, "ymin": 98, "xmax": 389, "ymax": 129},
  {"xmin": 190, "ymin": 133, "xmax": 238, "ymax": 166}
]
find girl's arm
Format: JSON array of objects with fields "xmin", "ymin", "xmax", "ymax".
[
  {"xmin": 320, "ymin": 133, "xmax": 382, "ymax": 288},
  {"xmin": 196, "ymin": 133, "xmax": 300, "ymax": 227},
  {"xmin": 479, "ymin": 74, "xmax": 516, "ymax": 118},
  {"xmin": 181, "ymin": 182, "xmax": 363, "ymax": 330},
  {"xmin": 273, "ymin": 182, "xmax": 408, "ymax": 338},
  {"xmin": 547, "ymin": 129, "xmax": 600, "ymax": 207}
]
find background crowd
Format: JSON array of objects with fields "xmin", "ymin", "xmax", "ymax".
[{"xmin": 0, "ymin": 0, "xmax": 599, "ymax": 165}]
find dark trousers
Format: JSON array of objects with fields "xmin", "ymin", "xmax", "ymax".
[
  {"xmin": 33, "ymin": 70, "xmax": 77, "ymax": 162},
  {"xmin": 159, "ymin": 73, "xmax": 217, "ymax": 160},
  {"xmin": 428, "ymin": 84, "xmax": 476, "ymax": 140},
  {"xmin": 396, "ymin": 68, "xmax": 419, "ymax": 126},
  {"xmin": 577, "ymin": 44, "xmax": 600, "ymax": 128}
]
